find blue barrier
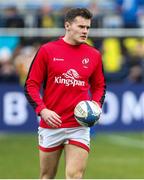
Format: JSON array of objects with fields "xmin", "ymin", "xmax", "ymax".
[
  {"xmin": 91, "ymin": 83, "xmax": 144, "ymax": 133},
  {"xmin": 0, "ymin": 83, "xmax": 144, "ymax": 133}
]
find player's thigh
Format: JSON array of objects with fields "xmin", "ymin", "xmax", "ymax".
[
  {"xmin": 39, "ymin": 149, "xmax": 63, "ymax": 176},
  {"xmin": 38, "ymin": 127, "xmax": 64, "ymax": 178},
  {"xmin": 64, "ymin": 144, "xmax": 89, "ymax": 178}
]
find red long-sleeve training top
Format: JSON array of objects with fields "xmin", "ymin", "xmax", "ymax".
[{"xmin": 24, "ymin": 37, "xmax": 106, "ymax": 128}]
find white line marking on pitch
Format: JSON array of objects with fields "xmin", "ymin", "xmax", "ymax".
[{"xmin": 107, "ymin": 135, "xmax": 144, "ymax": 149}]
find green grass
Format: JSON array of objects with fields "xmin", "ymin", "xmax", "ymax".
[{"xmin": 0, "ymin": 132, "xmax": 144, "ymax": 179}]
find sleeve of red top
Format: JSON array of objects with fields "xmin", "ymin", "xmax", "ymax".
[
  {"xmin": 24, "ymin": 46, "xmax": 47, "ymax": 115},
  {"xmin": 89, "ymin": 52, "xmax": 106, "ymax": 108}
]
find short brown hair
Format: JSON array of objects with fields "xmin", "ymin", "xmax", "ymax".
[{"xmin": 64, "ymin": 8, "xmax": 93, "ymax": 23}]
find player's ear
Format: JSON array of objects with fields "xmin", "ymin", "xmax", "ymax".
[{"xmin": 65, "ymin": 22, "xmax": 70, "ymax": 31}]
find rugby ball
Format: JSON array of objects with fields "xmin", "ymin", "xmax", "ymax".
[{"xmin": 74, "ymin": 100, "xmax": 102, "ymax": 127}]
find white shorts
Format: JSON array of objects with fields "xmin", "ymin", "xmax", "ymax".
[{"xmin": 38, "ymin": 126, "xmax": 90, "ymax": 152}]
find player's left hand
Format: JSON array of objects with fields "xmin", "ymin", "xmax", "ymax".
[{"xmin": 92, "ymin": 100, "xmax": 102, "ymax": 114}]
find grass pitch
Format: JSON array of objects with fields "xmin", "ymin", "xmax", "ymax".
[{"xmin": 0, "ymin": 132, "xmax": 144, "ymax": 179}]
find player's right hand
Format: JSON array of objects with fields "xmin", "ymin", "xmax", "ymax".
[{"xmin": 40, "ymin": 108, "xmax": 62, "ymax": 128}]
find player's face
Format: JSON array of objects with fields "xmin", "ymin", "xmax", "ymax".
[{"xmin": 65, "ymin": 16, "xmax": 91, "ymax": 45}]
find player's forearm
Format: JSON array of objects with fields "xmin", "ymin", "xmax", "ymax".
[
  {"xmin": 91, "ymin": 84, "xmax": 106, "ymax": 108},
  {"xmin": 24, "ymin": 79, "xmax": 46, "ymax": 115}
]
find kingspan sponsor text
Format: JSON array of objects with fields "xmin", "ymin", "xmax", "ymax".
[{"xmin": 55, "ymin": 76, "xmax": 85, "ymax": 87}]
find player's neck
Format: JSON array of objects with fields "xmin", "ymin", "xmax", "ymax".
[{"xmin": 63, "ymin": 36, "xmax": 79, "ymax": 46}]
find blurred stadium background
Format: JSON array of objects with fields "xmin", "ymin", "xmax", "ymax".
[{"xmin": 0, "ymin": 0, "xmax": 144, "ymax": 179}]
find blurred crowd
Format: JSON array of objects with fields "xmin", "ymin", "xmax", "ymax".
[
  {"xmin": 0, "ymin": 0, "xmax": 144, "ymax": 85},
  {"xmin": 1, "ymin": 0, "xmax": 144, "ymax": 28}
]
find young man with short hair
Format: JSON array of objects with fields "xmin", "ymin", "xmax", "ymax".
[{"xmin": 25, "ymin": 8, "xmax": 106, "ymax": 179}]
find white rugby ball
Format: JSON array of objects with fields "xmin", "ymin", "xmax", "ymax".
[{"xmin": 74, "ymin": 100, "xmax": 102, "ymax": 127}]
